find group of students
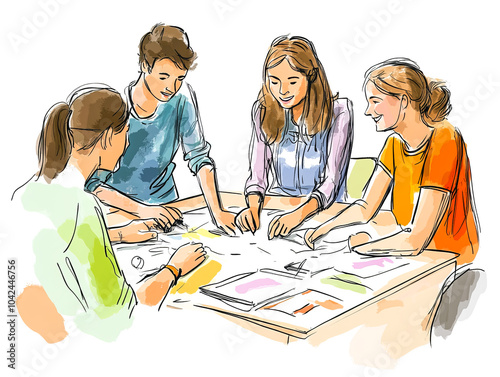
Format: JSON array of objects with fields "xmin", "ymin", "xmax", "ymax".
[{"xmin": 14, "ymin": 23, "xmax": 479, "ymax": 342}]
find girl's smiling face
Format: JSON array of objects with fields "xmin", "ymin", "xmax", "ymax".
[
  {"xmin": 364, "ymin": 80, "xmax": 405, "ymax": 132},
  {"xmin": 267, "ymin": 58, "xmax": 308, "ymax": 110}
]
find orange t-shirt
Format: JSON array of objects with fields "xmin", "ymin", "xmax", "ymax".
[{"xmin": 378, "ymin": 121, "xmax": 479, "ymax": 264}]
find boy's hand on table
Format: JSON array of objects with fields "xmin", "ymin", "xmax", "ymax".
[
  {"xmin": 135, "ymin": 204, "xmax": 182, "ymax": 230},
  {"xmin": 169, "ymin": 242, "xmax": 207, "ymax": 276},
  {"xmin": 213, "ymin": 209, "xmax": 238, "ymax": 236},
  {"xmin": 235, "ymin": 207, "xmax": 260, "ymax": 234},
  {"xmin": 268, "ymin": 211, "xmax": 302, "ymax": 240}
]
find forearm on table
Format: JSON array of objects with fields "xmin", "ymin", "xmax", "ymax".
[
  {"xmin": 353, "ymin": 230, "xmax": 419, "ymax": 255},
  {"xmin": 316, "ymin": 200, "xmax": 374, "ymax": 235},
  {"xmin": 136, "ymin": 268, "xmax": 177, "ymax": 306},
  {"xmin": 354, "ymin": 188, "xmax": 451, "ymax": 255},
  {"xmin": 352, "ymin": 222, "xmax": 439, "ymax": 256}
]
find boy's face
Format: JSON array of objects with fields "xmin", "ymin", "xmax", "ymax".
[{"xmin": 142, "ymin": 58, "xmax": 187, "ymax": 102}]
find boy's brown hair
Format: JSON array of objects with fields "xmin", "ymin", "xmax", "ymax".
[{"xmin": 139, "ymin": 24, "xmax": 197, "ymax": 72}]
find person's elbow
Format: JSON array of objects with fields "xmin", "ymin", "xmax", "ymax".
[
  {"xmin": 92, "ymin": 186, "xmax": 110, "ymax": 203},
  {"xmin": 404, "ymin": 228, "xmax": 429, "ymax": 256}
]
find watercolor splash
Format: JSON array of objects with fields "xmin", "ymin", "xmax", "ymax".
[
  {"xmin": 353, "ymin": 257, "xmax": 394, "ymax": 269},
  {"xmin": 171, "ymin": 260, "xmax": 222, "ymax": 294},
  {"xmin": 376, "ymin": 299, "xmax": 403, "ymax": 313},
  {"xmin": 294, "ymin": 303, "xmax": 316, "ymax": 314},
  {"xmin": 262, "ymin": 299, "xmax": 287, "ymax": 310},
  {"xmin": 321, "ymin": 274, "xmax": 367, "ymax": 294},
  {"xmin": 262, "ymin": 290, "xmax": 344, "ymax": 315},
  {"xmin": 181, "ymin": 228, "xmax": 220, "ymax": 241},
  {"xmin": 17, "ymin": 285, "xmax": 68, "ymax": 343},
  {"xmin": 314, "ymin": 299, "xmax": 343, "ymax": 311},
  {"xmin": 235, "ymin": 278, "xmax": 281, "ymax": 294}
]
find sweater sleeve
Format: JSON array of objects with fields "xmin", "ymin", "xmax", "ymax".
[
  {"xmin": 312, "ymin": 98, "xmax": 354, "ymax": 209},
  {"xmin": 244, "ymin": 101, "xmax": 273, "ymax": 199},
  {"xmin": 180, "ymin": 83, "xmax": 214, "ymax": 175}
]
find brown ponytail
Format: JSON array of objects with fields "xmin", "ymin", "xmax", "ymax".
[
  {"xmin": 37, "ymin": 102, "xmax": 72, "ymax": 181},
  {"xmin": 364, "ymin": 58, "xmax": 452, "ymax": 126},
  {"xmin": 36, "ymin": 84, "xmax": 128, "ymax": 181}
]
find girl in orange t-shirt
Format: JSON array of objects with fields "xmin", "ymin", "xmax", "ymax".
[{"xmin": 305, "ymin": 58, "xmax": 479, "ymax": 264}]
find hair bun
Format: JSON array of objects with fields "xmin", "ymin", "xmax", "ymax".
[{"xmin": 425, "ymin": 79, "xmax": 452, "ymax": 123}]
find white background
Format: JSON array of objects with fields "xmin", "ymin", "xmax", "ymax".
[{"xmin": 1, "ymin": 0, "xmax": 499, "ymax": 376}]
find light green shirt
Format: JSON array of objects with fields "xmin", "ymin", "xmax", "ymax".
[{"xmin": 18, "ymin": 167, "xmax": 136, "ymax": 341}]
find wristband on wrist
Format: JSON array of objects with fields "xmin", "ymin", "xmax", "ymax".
[{"xmin": 162, "ymin": 264, "xmax": 180, "ymax": 284}]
